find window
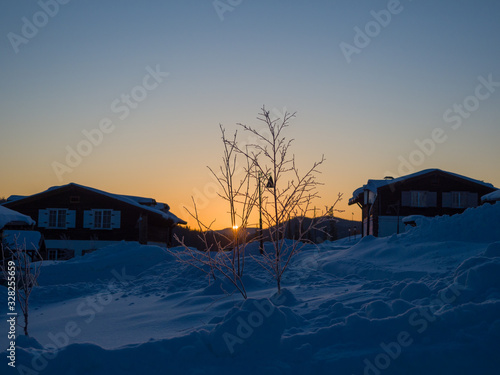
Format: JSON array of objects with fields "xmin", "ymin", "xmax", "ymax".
[
  {"xmin": 83, "ymin": 209, "xmax": 120, "ymax": 230},
  {"xmin": 70, "ymin": 196, "xmax": 80, "ymax": 204},
  {"xmin": 48, "ymin": 209, "xmax": 67, "ymax": 228},
  {"xmin": 442, "ymin": 192, "xmax": 477, "ymax": 209},
  {"xmin": 430, "ymin": 177, "xmax": 439, "ymax": 188},
  {"xmin": 411, "ymin": 191, "xmax": 427, "ymax": 207},
  {"xmin": 452, "ymin": 191, "xmax": 468, "ymax": 208},
  {"xmin": 402, "ymin": 191, "xmax": 437, "ymax": 208},
  {"xmin": 94, "ymin": 209, "xmax": 112, "ymax": 229},
  {"xmin": 48, "ymin": 249, "xmax": 58, "ymax": 260},
  {"xmin": 38, "ymin": 209, "xmax": 75, "ymax": 229}
]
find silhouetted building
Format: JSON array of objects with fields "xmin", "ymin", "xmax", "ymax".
[
  {"xmin": 2, "ymin": 183, "xmax": 186, "ymax": 259},
  {"xmin": 349, "ymin": 169, "xmax": 497, "ymax": 237}
]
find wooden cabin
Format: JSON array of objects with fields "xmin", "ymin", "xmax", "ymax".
[
  {"xmin": 2, "ymin": 183, "xmax": 186, "ymax": 259},
  {"xmin": 348, "ymin": 169, "xmax": 497, "ymax": 237}
]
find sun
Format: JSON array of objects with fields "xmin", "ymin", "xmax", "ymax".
[{"xmin": 232, "ymin": 225, "xmax": 239, "ymax": 230}]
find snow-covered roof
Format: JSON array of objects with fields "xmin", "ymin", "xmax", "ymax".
[
  {"xmin": 349, "ymin": 169, "xmax": 495, "ymax": 205},
  {"xmin": 119, "ymin": 195, "xmax": 156, "ymax": 206},
  {"xmin": 80, "ymin": 185, "xmax": 186, "ymax": 224},
  {"xmin": 481, "ymin": 189, "xmax": 500, "ymax": 203},
  {"xmin": 0, "ymin": 205, "xmax": 36, "ymax": 229},
  {"xmin": 5, "ymin": 183, "xmax": 186, "ymax": 225},
  {"xmin": 77, "ymin": 184, "xmax": 186, "ymax": 224},
  {"xmin": 2, "ymin": 230, "xmax": 42, "ymax": 251},
  {"xmin": 5, "ymin": 195, "xmax": 27, "ymax": 203}
]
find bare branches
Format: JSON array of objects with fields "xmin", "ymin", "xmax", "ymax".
[
  {"xmin": 167, "ymin": 125, "xmax": 261, "ymax": 299},
  {"xmin": 169, "ymin": 234, "xmax": 248, "ymax": 299},
  {"xmin": 169, "ymin": 105, "xmax": 336, "ymax": 297},
  {"xmin": 233, "ymin": 105, "xmax": 327, "ymax": 293},
  {"xmin": 1, "ymin": 235, "xmax": 42, "ymax": 336}
]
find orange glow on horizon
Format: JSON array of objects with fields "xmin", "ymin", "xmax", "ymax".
[{"xmin": 2, "ymin": 161, "xmax": 499, "ymax": 232}]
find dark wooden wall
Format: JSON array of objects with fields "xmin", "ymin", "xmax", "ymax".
[{"xmin": 4, "ymin": 185, "xmax": 171, "ymax": 244}]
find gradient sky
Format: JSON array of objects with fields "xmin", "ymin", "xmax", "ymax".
[{"xmin": 1, "ymin": 0, "xmax": 499, "ymax": 229}]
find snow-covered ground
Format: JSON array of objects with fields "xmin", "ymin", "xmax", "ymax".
[{"xmin": 2, "ymin": 203, "xmax": 500, "ymax": 374}]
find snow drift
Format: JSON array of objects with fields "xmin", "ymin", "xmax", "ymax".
[{"xmin": 2, "ymin": 203, "xmax": 500, "ymax": 374}]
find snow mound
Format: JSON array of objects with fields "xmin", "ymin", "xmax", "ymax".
[
  {"xmin": 207, "ymin": 298, "xmax": 286, "ymax": 357},
  {"xmin": 484, "ymin": 242, "xmax": 500, "ymax": 257},
  {"xmin": 400, "ymin": 282, "xmax": 432, "ymax": 302},
  {"xmin": 403, "ymin": 201, "xmax": 500, "ymax": 243},
  {"xmin": 454, "ymin": 258, "xmax": 500, "ymax": 300},
  {"xmin": 38, "ymin": 242, "xmax": 175, "ymax": 285}
]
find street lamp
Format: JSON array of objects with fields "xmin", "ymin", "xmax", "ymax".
[
  {"xmin": 258, "ymin": 171, "xmax": 274, "ymax": 254},
  {"xmin": 352, "ymin": 212, "xmax": 355, "ymax": 239}
]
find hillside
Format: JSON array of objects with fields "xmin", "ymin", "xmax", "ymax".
[{"xmin": 173, "ymin": 216, "xmax": 362, "ymax": 251}]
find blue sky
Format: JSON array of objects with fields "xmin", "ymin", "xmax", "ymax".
[{"xmin": 1, "ymin": 0, "xmax": 499, "ymax": 227}]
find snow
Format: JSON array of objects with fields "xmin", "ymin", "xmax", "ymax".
[
  {"xmin": 2, "ymin": 230, "xmax": 42, "ymax": 251},
  {"xmin": 118, "ymin": 195, "xmax": 156, "ymax": 206},
  {"xmin": 482, "ymin": 189, "xmax": 500, "ymax": 202},
  {"xmin": 3, "ymin": 195, "xmax": 27, "ymax": 204},
  {"xmin": 1, "ymin": 203, "xmax": 500, "ymax": 374},
  {"xmin": 0, "ymin": 205, "xmax": 35, "ymax": 229}
]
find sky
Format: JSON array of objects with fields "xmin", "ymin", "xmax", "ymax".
[{"xmin": 1, "ymin": 0, "xmax": 499, "ymax": 229}]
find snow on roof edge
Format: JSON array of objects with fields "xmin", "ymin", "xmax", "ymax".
[
  {"xmin": 481, "ymin": 189, "xmax": 500, "ymax": 202},
  {"xmin": 349, "ymin": 169, "xmax": 495, "ymax": 203},
  {"xmin": 5, "ymin": 183, "xmax": 186, "ymax": 225},
  {"xmin": 119, "ymin": 195, "xmax": 156, "ymax": 205},
  {"xmin": 0, "ymin": 205, "xmax": 36, "ymax": 229},
  {"xmin": 71, "ymin": 184, "xmax": 187, "ymax": 225},
  {"xmin": 4, "ymin": 195, "xmax": 27, "ymax": 203}
]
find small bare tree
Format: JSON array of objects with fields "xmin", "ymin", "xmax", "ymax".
[
  {"xmin": 168, "ymin": 126, "xmax": 259, "ymax": 299},
  {"xmin": 208, "ymin": 125, "xmax": 260, "ymax": 277},
  {"xmin": 1, "ymin": 236, "xmax": 42, "ymax": 336},
  {"xmin": 230, "ymin": 106, "xmax": 333, "ymax": 293},
  {"xmin": 170, "ymin": 106, "xmax": 337, "ymax": 297}
]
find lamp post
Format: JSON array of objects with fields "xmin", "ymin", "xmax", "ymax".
[
  {"xmin": 351, "ymin": 212, "xmax": 354, "ymax": 239},
  {"xmin": 258, "ymin": 173, "xmax": 263, "ymax": 254},
  {"xmin": 258, "ymin": 171, "xmax": 274, "ymax": 254}
]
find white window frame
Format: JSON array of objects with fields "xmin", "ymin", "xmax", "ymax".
[
  {"xmin": 411, "ymin": 191, "xmax": 427, "ymax": 207},
  {"xmin": 83, "ymin": 209, "xmax": 120, "ymax": 230},
  {"xmin": 452, "ymin": 191, "xmax": 468, "ymax": 208},
  {"xmin": 48, "ymin": 209, "xmax": 68, "ymax": 229},
  {"xmin": 93, "ymin": 209, "xmax": 113, "ymax": 229}
]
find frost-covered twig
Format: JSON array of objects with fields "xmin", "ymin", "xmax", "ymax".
[{"xmin": 1, "ymin": 236, "xmax": 42, "ymax": 336}]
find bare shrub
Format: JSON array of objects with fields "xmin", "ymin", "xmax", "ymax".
[
  {"xmin": 230, "ymin": 106, "xmax": 333, "ymax": 293},
  {"xmin": 1, "ymin": 236, "xmax": 42, "ymax": 336}
]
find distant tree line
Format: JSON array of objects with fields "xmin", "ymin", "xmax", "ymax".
[{"xmin": 173, "ymin": 216, "xmax": 361, "ymax": 251}]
